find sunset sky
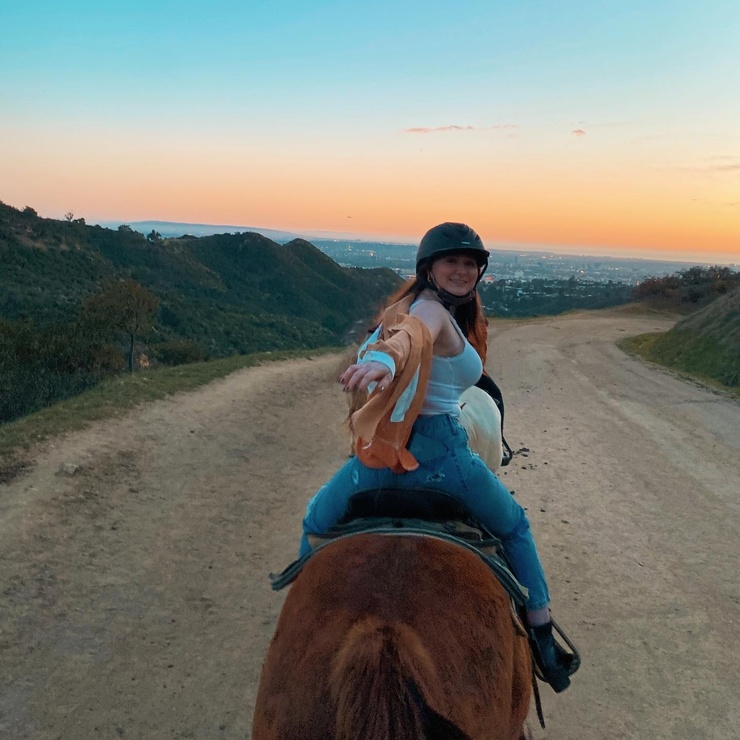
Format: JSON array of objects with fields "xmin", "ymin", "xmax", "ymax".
[{"xmin": 1, "ymin": 1, "xmax": 738, "ymax": 264}]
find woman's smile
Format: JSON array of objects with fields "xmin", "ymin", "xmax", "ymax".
[{"xmin": 429, "ymin": 254, "xmax": 479, "ymax": 295}]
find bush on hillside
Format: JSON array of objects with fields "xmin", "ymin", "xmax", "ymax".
[
  {"xmin": 0, "ymin": 318, "xmax": 115, "ymax": 423},
  {"xmin": 632, "ymin": 266, "xmax": 739, "ymax": 309},
  {"xmin": 151, "ymin": 339, "xmax": 210, "ymax": 366}
]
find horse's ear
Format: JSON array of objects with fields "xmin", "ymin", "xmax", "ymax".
[{"xmin": 424, "ymin": 706, "xmax": 471, "ymax": 740}]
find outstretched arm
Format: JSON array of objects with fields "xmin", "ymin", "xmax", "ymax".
[
  {"xmin": 341, "ymin": 301, "xmax": 446, "ymax": 394},
  {"xmin": 339, "ymin": 361, "xmax": 392, "ymax": 393}
]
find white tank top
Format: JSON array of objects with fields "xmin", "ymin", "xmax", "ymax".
[{"xmin": 412, "ymin": 301, "xmax": 483, "ymax": 417}]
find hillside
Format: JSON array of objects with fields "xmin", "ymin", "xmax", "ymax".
[
  {"xmin": 0, "ymin": 202, "xmax": 402, "ymax": 354},
  {"xmin": 626, "ymin": 286, "xmax": 740, "ymax": 387}
]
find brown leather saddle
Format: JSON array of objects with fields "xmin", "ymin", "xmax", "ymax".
[{"xmin": 271, "ymin": 487, "xmax": 529, "ymax": 608}]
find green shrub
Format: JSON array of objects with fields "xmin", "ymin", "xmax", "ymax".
[
  {"xmin": 151, "ymin": 339, "xmax": 210, "ymax": 366},
  {"xmin": 649, "ymin": 330, "xmax": 739, "ymax": 387}
]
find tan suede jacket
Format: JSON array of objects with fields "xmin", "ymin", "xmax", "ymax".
[{"xmin": 350, "ymin": 295, "xmax": 434, "ymax": 472}]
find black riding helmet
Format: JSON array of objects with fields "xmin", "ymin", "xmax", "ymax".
[{"xmin": 416, "ymin": 222, "xmax": 488, "ymax": 306}]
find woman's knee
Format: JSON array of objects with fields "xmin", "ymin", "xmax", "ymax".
[
  {"xmin": 302, "ymin": 458, "xmax": 376, "ymax": 533},
  {"xmin": 302, "ymin": 486, "xmax": 328, "ymax": 533},
  {"xmin": 302, "ymin": 474, "xmax": 348, "ymax": 533},
  {"xmin": 464, "ymin": 462, "xmax": 529, "ymax": 535},
  {"xmin": 491, "ymin": 501, "xmax": 537, "ymax": 553}
]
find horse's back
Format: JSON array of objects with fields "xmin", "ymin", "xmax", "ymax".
[{"xmin": 252, "ymin": 535, "xmax": 531, "ymax": 740}]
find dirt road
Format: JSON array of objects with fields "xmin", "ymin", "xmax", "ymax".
[{"xmin": 1, "ymin": 310, "xmax": 738, "ymax": 739}]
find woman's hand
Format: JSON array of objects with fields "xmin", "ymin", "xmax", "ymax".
[{"xmin": 339, "ymin": 361, "xmax": 393, "ymax": 393}]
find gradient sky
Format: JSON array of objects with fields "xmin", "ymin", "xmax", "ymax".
[{"xmin": 1, "ymin": 1, "xmax": 738, "ymax": 264}]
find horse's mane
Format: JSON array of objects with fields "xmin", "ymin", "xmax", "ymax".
[{"xmin": 331, "ymin": 617, "xmax": 470, "ymax": 739}]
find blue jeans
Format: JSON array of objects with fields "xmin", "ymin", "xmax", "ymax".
[{"xmin": 301, "ymin": 414, "xmax": 551, "ymax": 609}]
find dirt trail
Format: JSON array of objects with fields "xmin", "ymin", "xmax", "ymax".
[{"xmin": 1, "ymin": 310, "xmax": 738, "ymax": 739}]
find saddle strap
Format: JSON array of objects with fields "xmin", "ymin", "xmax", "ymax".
[
  {"xmin": 531, "ymin": 666, "xmax": 546, "ymax": 729},
  {"xmin": 270, "ymin": 527, "xmax": 529, "ymax": 606}
]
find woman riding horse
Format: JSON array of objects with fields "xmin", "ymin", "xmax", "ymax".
[
  {"xmin": 301, "ymin": 222, "xmax": 577, "ymax": 690},
  {"xmin": 254, "ymin": 223, "xmax": 578, "ymax": 736}
]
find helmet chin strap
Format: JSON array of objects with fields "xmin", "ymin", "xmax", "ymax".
[
  {"xmin": 421, "ymin": 266, "xmax": 485, "ymax": 308},
  {"xmin": 434, "ymin": 286, "xmax": 476, "ymax": 308}
]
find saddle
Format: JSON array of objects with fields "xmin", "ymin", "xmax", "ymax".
[{"xmin": 270, "ymin": 487, "xmax": 529, "ymax": 609}]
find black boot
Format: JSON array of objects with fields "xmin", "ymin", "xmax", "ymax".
[{"xmin": 528, "ymin": 622, "xmax": 579, "ymax": 693}]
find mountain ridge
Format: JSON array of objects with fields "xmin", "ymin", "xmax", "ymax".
[
  {"xmin": 0, "ymin": 201, "xmax": 403, "ymax": 355},
  {"xmin": 103, "ymin": 219, "xmax": 300, "ymax": 242}
]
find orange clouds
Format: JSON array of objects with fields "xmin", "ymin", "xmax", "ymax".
[
  {"xmin": 404, "ymin": 125, "xmax": 475, "ymax": 133},
  {"xmin": 404, "ymin": 124, "xmax": 518, "ymax": 134}
]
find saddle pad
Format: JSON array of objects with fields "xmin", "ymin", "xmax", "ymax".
[{"xmin": 270, "ymin": 523, "xmax": 529, "ymax": 606}]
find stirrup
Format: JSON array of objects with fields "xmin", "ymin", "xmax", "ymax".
[
  {"xmin": 550, "ymin": 617, "xmax": 581, "ymax": 675},
  {"xmin": 526, "ymin": 617, "xmax": 581, "ymax": 727},
  {"xmin": 528, "ymin": 618, "xmax": 581, "ymax": 690}
]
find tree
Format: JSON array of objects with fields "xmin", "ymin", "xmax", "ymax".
[
  {"xmin": 567, "ymin": 275, "xmax": 578, "ymax": 297},
  {"xmin": 681, "ymin": 266, "xmax": 707, "ymax": 286},
  {"xmin": 81, "ymin": 279, "xmax": 159, "ymax": 372},
  {"xmin": 147, "ymin": 229, "xmax": 163, "ymax": 243},
  {"xmin": 64, "ymin": 212, "xmax": 74, "ymax": 222}
]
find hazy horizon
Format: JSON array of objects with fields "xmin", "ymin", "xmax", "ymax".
[{"xmin": 84, "ymin": 212, "xmax": 736, "ymax": 267}]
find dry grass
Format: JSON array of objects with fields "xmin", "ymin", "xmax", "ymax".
[
  {"xmin": 619, "ymin": 333, "xmax": 739, "ymax": 399},
  {"xmin": 0, "ymin": 347, "xmax": 341, "ymax": 476}
]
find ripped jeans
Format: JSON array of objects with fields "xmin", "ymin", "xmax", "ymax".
[{"xmin": 300, "ymin": 413, "xmax": 551, "ymax": 609}]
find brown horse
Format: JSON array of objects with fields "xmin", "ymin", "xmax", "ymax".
[{"xmin": 252, "ymin": 533, "xmax": 532, "ymax": 740}]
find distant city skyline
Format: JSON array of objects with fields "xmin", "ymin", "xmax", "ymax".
[
  {"xmin": 312, "ymin": 236, "xmax": 714, "ymax": 285},
  {"xmin": 2, "ymin": 2, "xmax": 739, "ymax": 265}
]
